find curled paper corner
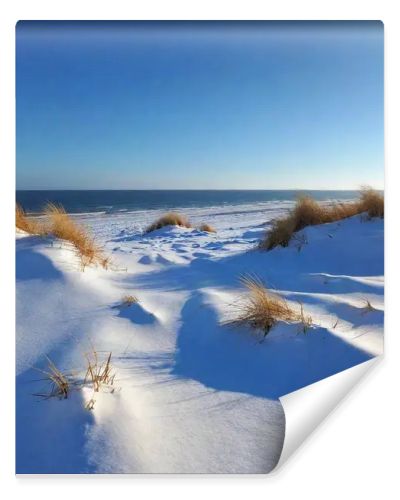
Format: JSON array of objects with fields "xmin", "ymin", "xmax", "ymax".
[{"xmin": 275, "ymin": 356, "xmax": 382, "ymax": 471}]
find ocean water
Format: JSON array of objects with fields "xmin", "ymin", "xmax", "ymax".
[{"xmin": 16, "ymin": 190, "xmax": 360, "ymax": 214}]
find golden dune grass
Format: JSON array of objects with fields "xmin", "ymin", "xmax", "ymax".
[
  {"xmin": 44, "ymin": 203, "xmax": 109, "ymax": 269},
  {"xmin": 17, "ymin": 202, "xmax": 107, "ymax": 270},
  {"xmin": 33, "ymin": 356, "xmax": 73, "ymax": 400},
  {"xmin": 228, "ymin": 275, "xmax": 312, "ymax": 338},
  {"xmin": 260, "ymin": 188, "xmax": 383, "ymax": 250},
  {"xmin": 84, "ymin": 351, "xmax": 115, "ymax": 394},
  {"xmin": 145, "ymin": 212, "xmax": 191, "ymax": 233},
  {"xmin": 33, "ymin": 349, "xmax": 115, "ymax": 409},
  {"xmin": 198, "ymin": 223, "xmax": 216, "ymax": 233},
  {"xmin": 121, "ymin": 294, "xmax": 138, "ymax": 307},
  {"xmin": 84, "ymin": 349, "xmax": 116, "ymax": 410},
  {"xmin": 16, "ymin": 204, "xmax": 48, "ymax": 235},
  {"xmin": 358, "ymin": 187, "xmax": 384, "ymax": 218}
]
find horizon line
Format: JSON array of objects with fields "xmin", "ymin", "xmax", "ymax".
[{"xmin": 16, "ymin": 187, "xmax": 382, "ymax": 192}]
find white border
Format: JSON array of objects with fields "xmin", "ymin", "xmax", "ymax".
[{"xmin": 1, "ymin": 1, "xmax": 399, "ymax": 498}]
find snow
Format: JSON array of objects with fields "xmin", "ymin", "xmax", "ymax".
[{"xmin": 16, "ymin": 202, "xmax": 384, "ymax": 473}]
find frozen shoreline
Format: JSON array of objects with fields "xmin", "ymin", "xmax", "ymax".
[{"xmin": 16, "ymin": 202, "xmax": 383, "ymax": 473}]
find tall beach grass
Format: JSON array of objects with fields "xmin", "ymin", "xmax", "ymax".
[
  {"xmin": 260, "ymin": 187, "xmax": 383, "ymax": 250},
  {"xmin": 16, "ymin": 204, "xmax": 48, "ymax": 236},
  {"xmin": 44, "ymin": 203, "xmax": 109, "ymax": 269},
  {"xmin": 16, "ymin": 202, "xmax": 109, "ymax": 270}
]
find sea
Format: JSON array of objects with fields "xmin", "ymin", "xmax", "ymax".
[{"xmin": 16, "ymin": 190, "xmax": 360, "ymax": 215}]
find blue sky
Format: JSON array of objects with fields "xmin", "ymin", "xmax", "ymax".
[{"xmin": 16, "ymin": 21, "xmax": 383, "ymax": 190}]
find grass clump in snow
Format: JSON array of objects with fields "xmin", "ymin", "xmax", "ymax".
[
  {"xmin": 33, "ymin": 350, "xmax": 116, "ymax": 410},
  {"xmin": 360, "ymin": 298, "xmax": 377, "ymax": 315},
  {"xmin": 358, "ymin": 187, "xmax": 384, "ymax": 219},
  {"xmin": 228, "ymin": 275, "xmax": 313, "ymax": 339},
  {"xmin": 33, "ymin": 356, "xmax": 74, "ymax": 400},
  {"xmin": 84, "ymin": 351, "xmax": 115, "ymax": 394},
  {"xmin": 198, "ymin": 223, "xmax": 216, "ymax": 233},
  {"xmin": 145, "ymin": 212, "xmax": 191, "ymax": 233},
  {"xmin": 83, "ymin": 349, "xmax": 116, "ymax": 410},
  {"xmin": 298, "ymin": 302, "xmax": 313, "ymax": 333},
  {"xmin": 16, "ymin": 202, "xmax": 110, "ymax": 270},
  {"xmin": 44, "ymin": 203, "xmax": 110, "ymax": 270},
  {"xmin": 260, "ymin": 187, "xmax": 383, "ymax": 250},
  {"xmin": 120, "ymin": 294, "xmax": 138, "ymax": 307},
  {"xmin": 16, "ymin": 204, "xmax": 48, "ymax": 236}
]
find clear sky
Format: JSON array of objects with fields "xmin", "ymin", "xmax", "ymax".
[{"xmin": 16, "ymin": 21, "xmax": 384, "ymax": 190}]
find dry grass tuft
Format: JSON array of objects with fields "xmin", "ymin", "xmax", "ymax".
[
  {"xmin": 121, "ymin": 294, "xmax": 138, "ymax": 307},
  {"xmin": 44, "ymin": 203, "xmax": 108, "ymax": 269},
  {"xmin": 228, "ymin": 275, "xmax": 312, "ymax": 338},
  {"xmin": 100, "ymin": 256, "xmax": 112, "ymax": 270},
  {"xmin": 358, "ymin": 187, "xmax": 384, "ymax": 218},
  {"xmin": 361, "ymin": 298, "xmax": 377, "ymax": 315},
  {"xmin": 261, "ymin": 216, "xmax": 297, "ymax": 251},
  {"xmin": 145, "ymin": 212, "xmax": 191, "ymax": 233},
  {"xmin": 33, "ymin": 349, "xmax": 116, "ymax": 410},
  {"xmin": 16, "ymin": 204, "xmax": 48, "ymax": 235},
  {"xmin": 16, "ymin": 202, "xmax": 110, "ymax": 270},
  {"xmin": 298, "ymin": 302, "xmax": 313, "ymax": 334},
  {"xmin": 327, "ymin": 201, "xmax": 361, "ymax": 221},
  {"xmin": 84, "ymin": 351, "xmax": 115, "ymax": 394},
  {"xmin": 33, "ymin": 356, "xmax": 74, "ymax": 400},
  {"xmin": 198, "ymin": 223, "xmax": 216, "ymax": 233},
  {"xmin": 260, "ymin": 188, "xmax": 383, "ymax": 250},
  {"xmin": 291, "ymin": 196, "xmax": 326, "ymax": 228}
]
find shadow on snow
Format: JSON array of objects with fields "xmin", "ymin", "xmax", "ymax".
[
  {"xmin": 16, "ymin": 237, "xmax": 62, "ymax": 282},
  {"xmin": 171, "ymin": 292, "xmax": 373, "ymax": 400}
]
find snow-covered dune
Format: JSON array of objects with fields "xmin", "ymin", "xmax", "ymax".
[{"xmin": 16, "ymin": 206, "xmax": 383, "ymax": 473}]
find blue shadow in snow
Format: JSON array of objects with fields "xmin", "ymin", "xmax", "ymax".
[
  {"xmin": 16, "ymin": 357, "xmax": 96, "ymax": 474},
  {"xmin": 172, "ymin": 292, "xmax": 374, "ymax": 400},
  {"xmin": 16, "ymin": 248, "xmax": 62, "ymax": 281},
  {"xmin": 284, "ymin": 291, "xmax": 384, "ymax": 327},
  {"xmin": 116, "ymin": 303, "xmax": 156, "ymax": 325}
]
